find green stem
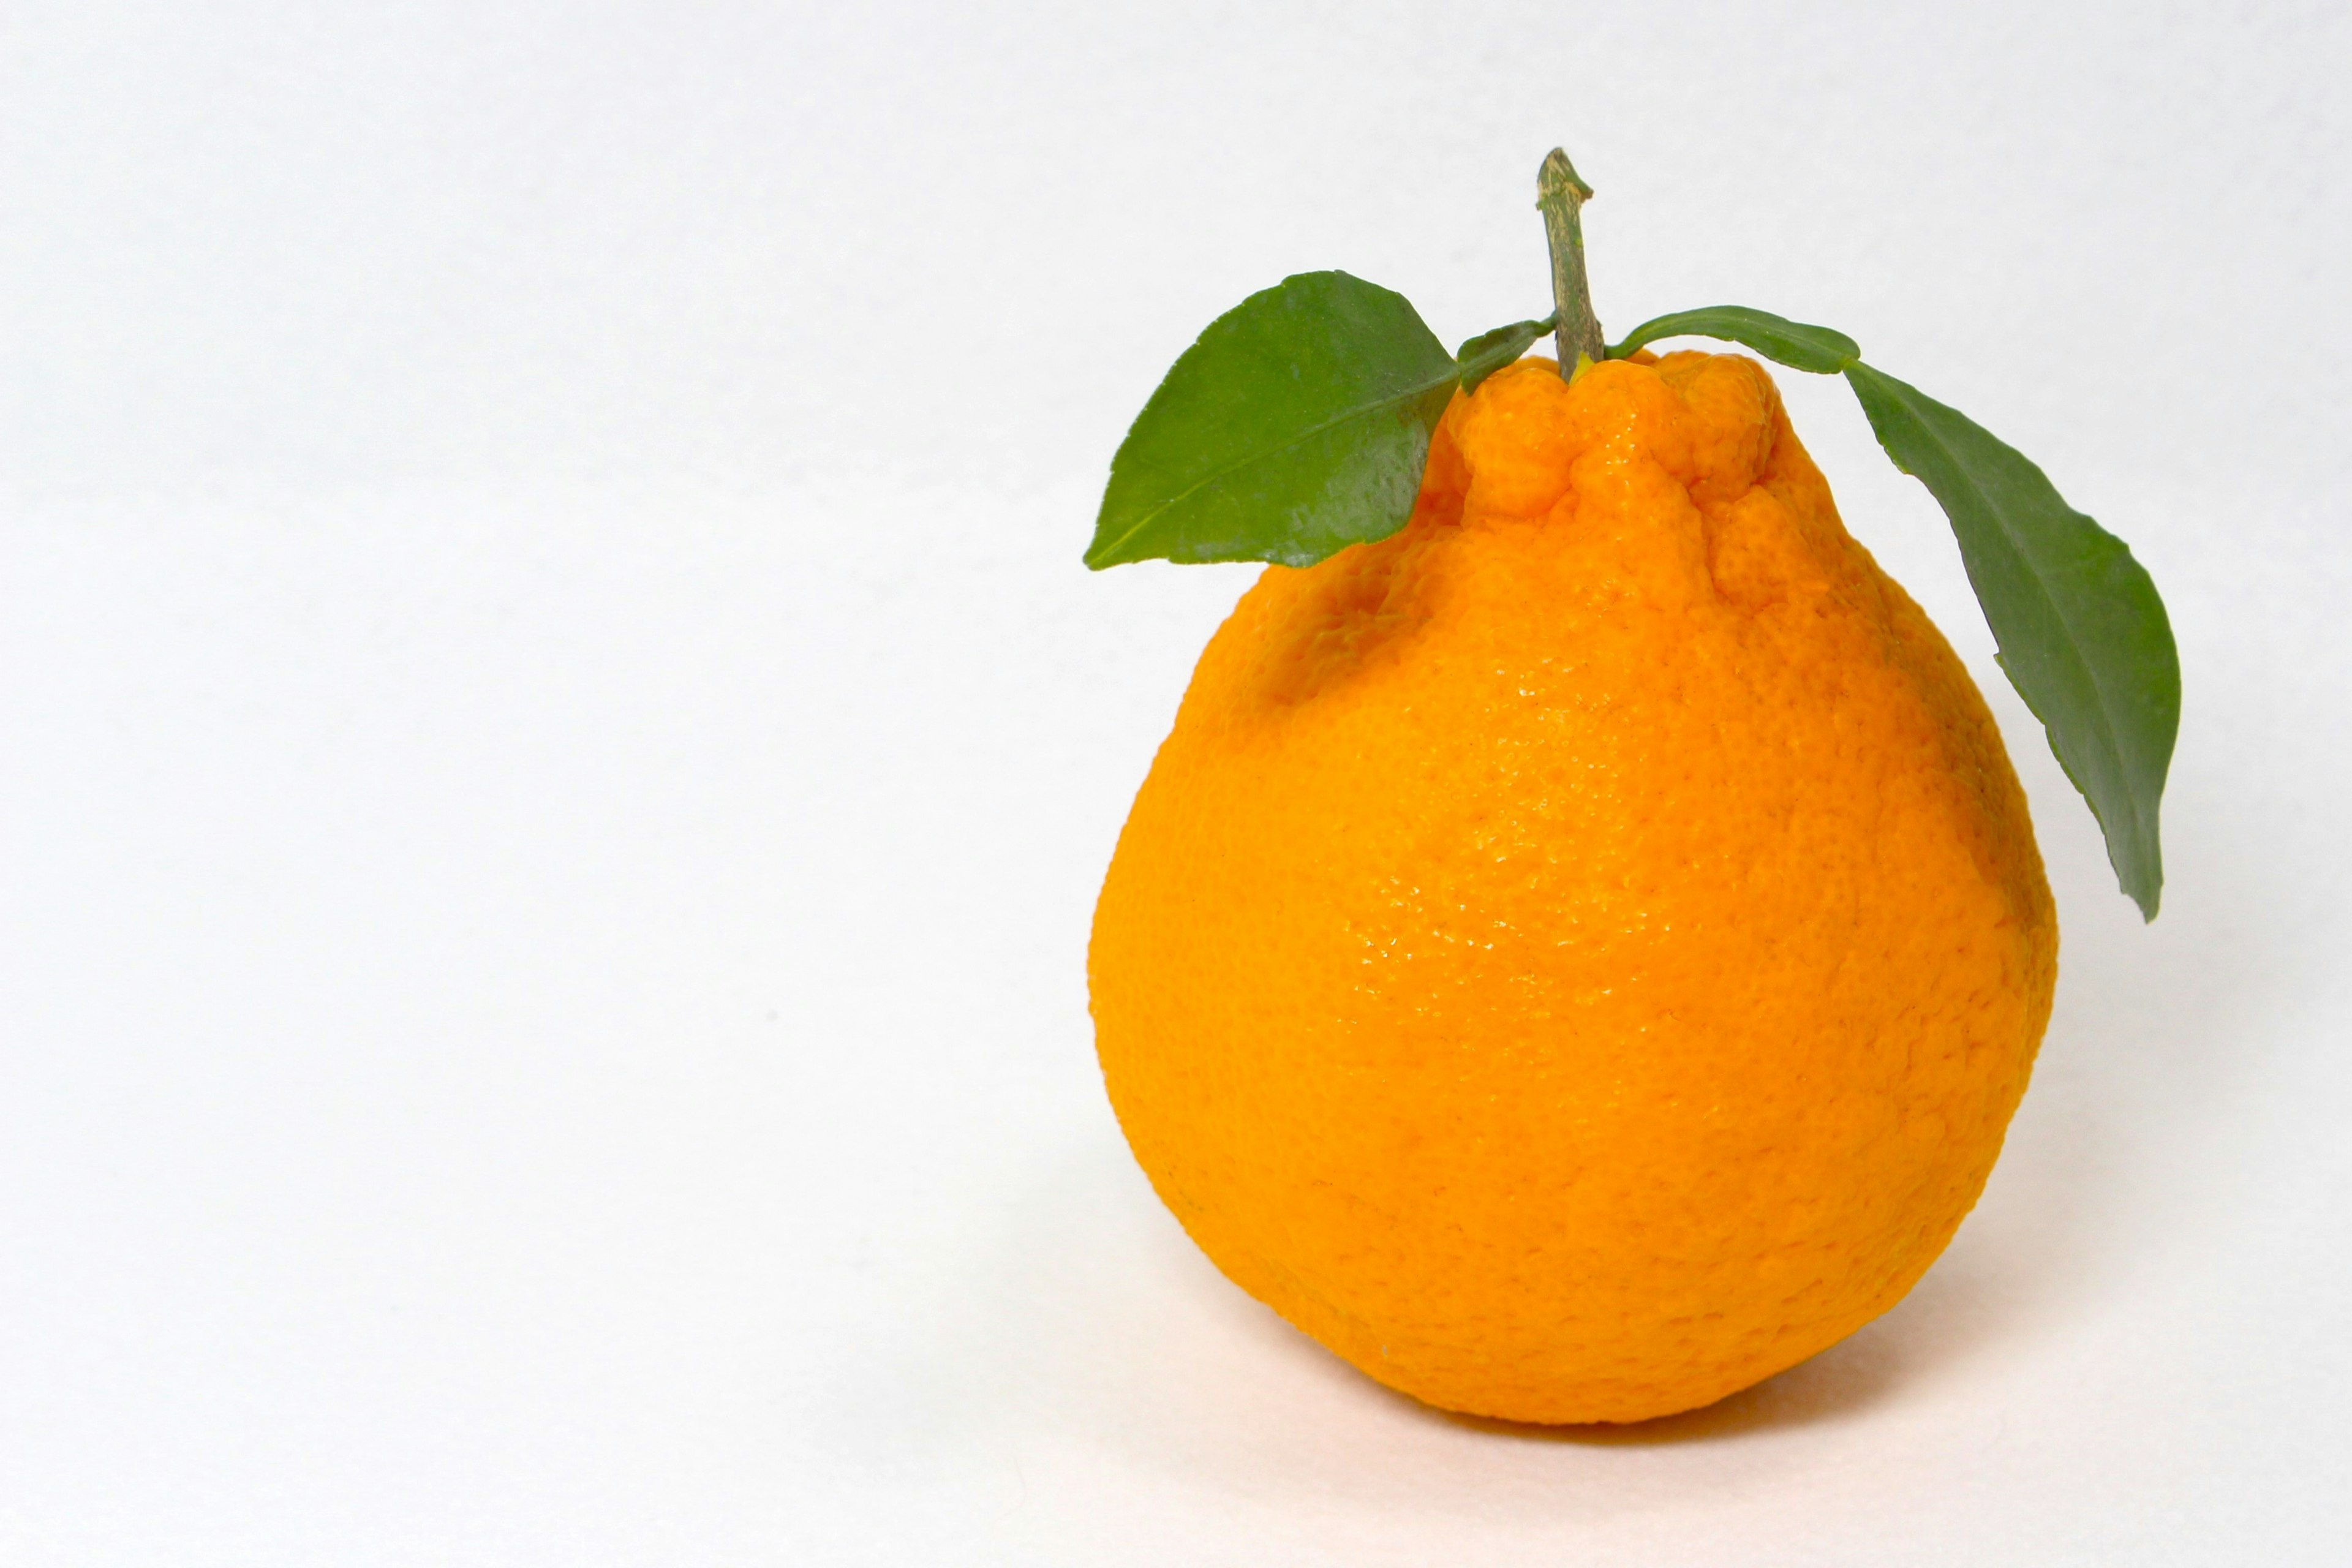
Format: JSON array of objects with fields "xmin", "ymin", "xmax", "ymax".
[{"xmin": 1536, "ymin": 148, "xmax": 1604, "ymax": 374}]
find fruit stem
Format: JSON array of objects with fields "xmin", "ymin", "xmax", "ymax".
[{"xmin": 1536, "ymin": 149, "xmax": 1605, "ymax": 375}]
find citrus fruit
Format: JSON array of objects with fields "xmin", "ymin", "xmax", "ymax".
[{"xmin": 1087, "ymin": 350, "xmax": 2059, "ymax": 1424}]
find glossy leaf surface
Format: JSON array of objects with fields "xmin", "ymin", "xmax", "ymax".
[{"xmin": 1085, "ymin": 272, "xmax": 1457, "ymax": 569}]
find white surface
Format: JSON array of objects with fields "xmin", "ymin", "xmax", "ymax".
[{"xmin": 4, "ymin": 2, "xmax": 2348, "ymax": 1562}]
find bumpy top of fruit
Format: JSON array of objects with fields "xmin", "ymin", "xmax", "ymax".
[{"xmin": 1081, "ymin": 148, "xmax": 2177, "ymax": 920}]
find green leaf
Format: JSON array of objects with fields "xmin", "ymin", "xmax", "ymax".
[
  {"xmin": 1844, "ymin": 364, "xmax": 2179, "ymax": 919},
  {"xmin": 1085, "ymin": 271, "xmax": 1460, "ymax": 570},
  {"xmin": 1606, "ymin": 306, "xmax": 1860, "ymax": 374},
  {"xmin": 1456, "ymin": 315, "xmax": 1556, "ymax": 394}
]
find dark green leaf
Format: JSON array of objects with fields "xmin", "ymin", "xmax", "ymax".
[
  {"xmin": 1606, "ymin": 306, "xmax": 1860, "ymax": 374},
  {"xmin": 1456, "ymin": 315, "xmax": 1556, "ymax": 394},
  {"xmin": 1844, "ymin": 363, "xmax": 2179, "ymax": 918},
  {"xmin": 1085, "ymin": 271, "xmax": 1459, "ymax": 570}
]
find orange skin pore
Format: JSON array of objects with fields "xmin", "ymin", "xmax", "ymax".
[{"xmin": 1087, "ymin": 352, "xmax": 2058, "ymax": 1425}]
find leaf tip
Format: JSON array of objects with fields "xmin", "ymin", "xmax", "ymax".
[{"xmin": 2125, "ymin": 834, "xmax": 2165, "ymax": 921}]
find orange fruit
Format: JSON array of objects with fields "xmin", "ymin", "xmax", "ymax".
[{"xmin": 1087, "ymin": 350, "xmax": 2059, "ymax": 1425}]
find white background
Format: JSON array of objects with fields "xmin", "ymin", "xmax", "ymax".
[{"xmin": 4, "ymin": 2, "xmax": 2348, "ymax": 1562}]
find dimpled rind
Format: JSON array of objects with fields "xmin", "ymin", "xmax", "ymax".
[{"xmin": 1087, "ymin": 352, "xmax": 2059, "ymax": 1425}]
